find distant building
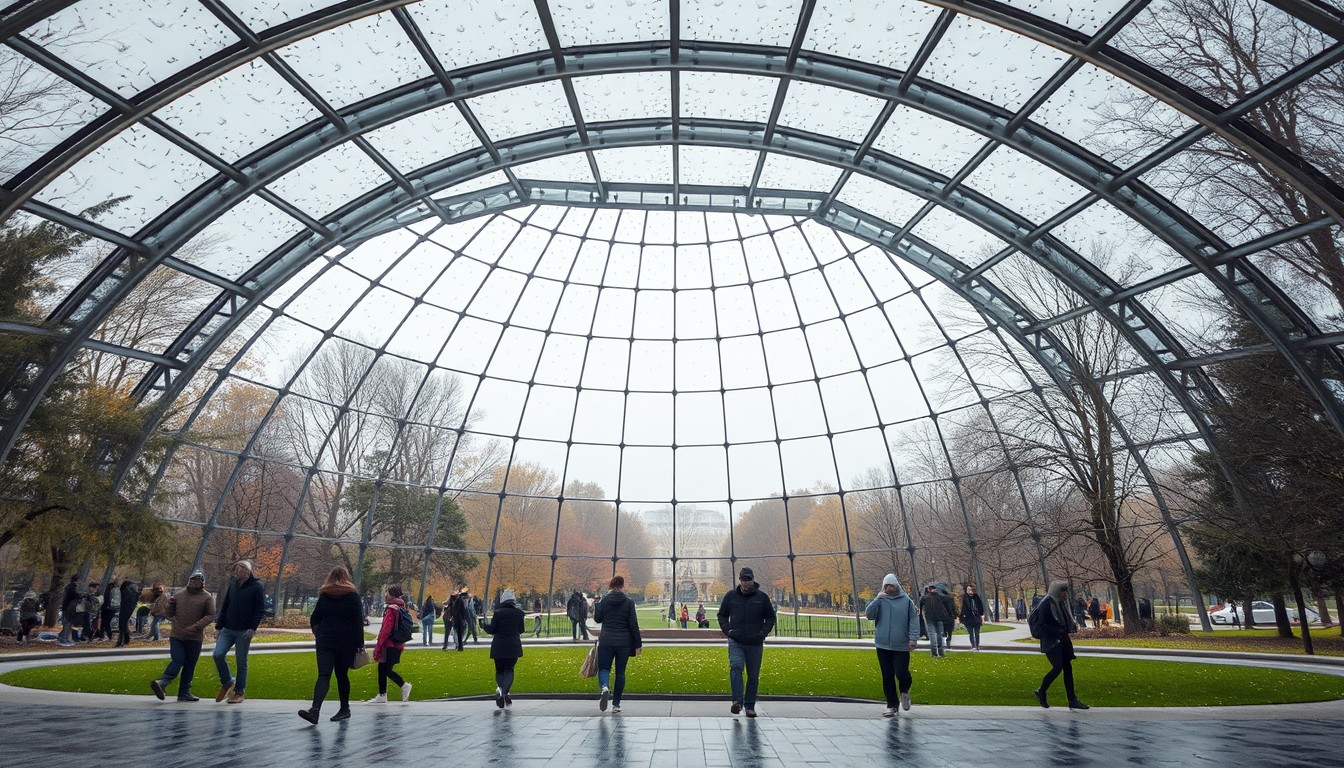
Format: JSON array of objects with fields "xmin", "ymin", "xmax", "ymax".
[{"xmin": 643, "ymin": 506, "xmax": 730, "ymax": 601}]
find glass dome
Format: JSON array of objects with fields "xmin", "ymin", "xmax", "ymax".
[{"xmin": 1, "ymin": 0, "xmax": 1341, "ymax": 616}]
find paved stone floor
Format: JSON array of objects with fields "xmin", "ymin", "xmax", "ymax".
[{"xmin": 2, "ymin": 693, "xmax": 1341, "ymax": 767}]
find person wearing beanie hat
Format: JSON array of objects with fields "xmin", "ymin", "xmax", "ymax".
[
  {"xmin": 1032, "ymin": 580, "xmax": 1088, "ymax": 710},
  {"xmin": 150, "ymin": 571, "xmax": 215, "ymax": 702},
  {"xmin": 716, "ymin": 565, "xmax": 776, "ymax": 718},
  {"xmin": 212, "ymin": 560, "xmax": 266, "ymax": 704},
  {"xmin": 865, "ymin": 575, "xmax": 919, "ymax": 716},
  {"xmin": 481, "ymin": 588, "xmax": 526, "ymax": 708}
]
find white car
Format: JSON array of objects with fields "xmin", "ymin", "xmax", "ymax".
[{"xmin": 1209, "ymin": 600, "xmax": 1320, "ymax": 625}]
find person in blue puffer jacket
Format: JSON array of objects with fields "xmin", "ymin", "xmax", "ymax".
[{"xmin": 865, "ymin": 574, "xmax": 920, "ymax": 717}]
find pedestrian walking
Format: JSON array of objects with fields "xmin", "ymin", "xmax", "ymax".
[
  {"xmin": 298, "ymin": 567, "xmax": 365, "ymax": 724},
  {"xmin": 716, "ymin": 567, "xmax": 776, "ymax": 718},
  {"xmin": 1087, "ymin": 597, "xmax": 1102, "ymax": 629},
  {"xmin": 462, "ymin": 589, "xmax": 479, "ymax": 644},
  {"xmin": 148, "ymin": 583, "xmax": 168, "ymax": 641},
  {"xmin": 448, "ymin": 588, "xmax": 469, "ymax": 651},
  {"xmin": 959, "ymin": 584, "xmax": 986, "ymax": 650},
  {"xmin": 567, "ymin": 590, "xmax": 590, "ymax": 641},
  {"xmin": 1032, "ymin": 580, "xmax": 1089, "ymax": 710},
  {"xmin": 695, "ymin": 603, "xmax": 707, "ymax": 628},
  {"xmin": 420, "ymin": 594, "xmax": 438, "ymax": 645},
  {"xmin": 150, "ymin": 571, "xmax": 215, "ymax": 702},
  {"xmin": 593, "ymin": 575, "xmax": 642, "ymax": 713},
  {"xmin": 937, "ymin": 585, "xmax": 955, "ymax": 649},
  {"xmin": 369, "ymin": 584, "xmax": 413, "ymax": 703},
  {"xmin": 117, "ymin": 579, "xmax": 139, "ymax": 647},
  {"xmin": 865, "ymin": 574, "xmax": 919, "ymax": 717},
  {"xmin": 679, "ymin": 603, "xmax": 689, "ymax": 629},
  {"xmin": 482, "ymin": 588, "xmax": 526, "ymax": 708},
  {"xmin": 918, "ymin": 585, "xmax": 952, "ymax": 657},
  {"xmin": 212, "ymin": 560, "xmax": 266, "ymax": 704}
]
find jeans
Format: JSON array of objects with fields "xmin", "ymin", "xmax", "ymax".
[
  {"xmin": 311, "ymin": 646, "xmax": 352, "ymax": 712},
  {"xmin": 875, "ymin": 648, "xmax": 912, "ymax": 707},
  {"xmin": 421, "ymin": 619, "xmax": 434, "ymax": 645},
  {"xmin": 213, "ymin": 627, "xmax": 253, "ymax": 694},
  {"xmin": 965, "ymin": 624, "xmax": 981, "ymax": 648},
  {"xmin": 727, "ymin": 640, "xmax": 764, "ymax": 707},
  {"xmin": 494, "ymin": 657, "xmax": 517, "ymax": 695},
  {"xmin": 927, "ymin": 622, "xmax": 946, "ymax": 656},
  {"xmin": 596, "ymin": 644, "xmax": 631, "ymax": 704},
  {"xmin": 149, "ymin": 616, "xmax": 164, "ymax": 641},
  {"xmin": 157, "ymin": 637, "xmax": 203, "ymax": 698}
]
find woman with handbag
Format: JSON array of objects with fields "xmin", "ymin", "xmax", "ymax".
[
  {"xmin": 299, "ymin": 567, "xmax": 365, "ymax": 724},
  {"xmin": 483, "ymin": 589, "xmax": 526, "ymax": 708},
  {"xmin": 593, "ymin": 575, "xmax": 642, "ymax": 714}
]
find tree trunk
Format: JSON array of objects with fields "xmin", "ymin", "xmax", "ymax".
[
  {"xmin": 1272, "ymin": 593, "xmax": 1294, "ymax": 638},
  {"xmin": 1311, "ymin": 588, "xmax": 1332, "ymax": 628},
  {"xmin": 1243, "ymin": 597, "xmax": 1256, "ymax": 629},
  {"xmin": 1289, "ymin": 569, "xmax": 1314, "ymax": 655},
  {"xmin": 1092, "ymin": 500, "xmax": 1141, "ymax": 633}
]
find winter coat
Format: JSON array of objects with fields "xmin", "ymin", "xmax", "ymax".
[
  {"xmin": 566, "ymin": 592, "xmax": 588, "ymax": 622},
  {"xmin": 167, "ymin": 586, "xmax": 216, "ymax": 642},
  {"xmin": 215, "ymin": 575, "xmax": 266, "ymax": 632},
  {"xmin": 310, "ymin": 587, "xmax": 364, "ymax": 655},
  {"xmin": 1087, "ymin": 598, "xmax": 1102, "ymax": 620},
  {"xmin": 1037, "ymin": 595, "xmax": 1077, "ymax": 656},
  {"xmin": 716, "ymin": 582, "xmax": 777, "ymax": 646},
  {"xmin": 865, "ymin": 586, "xmax": 919, "ymax": 651},
  {"xmin": 937, "ymin": 591, "xmax": 956, "ymax": 627},
  {"xmin": 150, "ymin": 592, "xmax": 169, "ymax": 618},
  {"xmin": 959, "ymin": 593, "xmax": 986, "ymax": 627},
  {"xmin": 62, "ymin": 580, "xmax": 80, "ymax": 615},
  {"xmin": 482, "ymin": 601, "xmax": 526, "ymax": 660},
  {"xmin": 103, "ymin": 583, "xmax": 119, "ymax": 615},
  {"xmin": 373, "ymin": 597, "xmax": 407, "ymax": 661},
  {"xmin": 593, "ymin": 591, "xmax": 641, "ymax": 649},
  {"xmin": 918, "ymin": 591, "xmax": 953, "ymax": 623},
  {"xmin": 421, "ymin": 598, "xmax": 438, "ymax": 621},
  {"xmin": 119, "ymin": 581, "xmax": 139, "ymax": 622}
]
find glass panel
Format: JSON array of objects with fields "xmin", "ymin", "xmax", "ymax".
[
  {"xmin": 756, "ymin": 153, "xmax": 844, "ymax": 192},
  {"xmin": 678, "ymin": 146, "xmax": 759, "ymax": 188},
  {"xmin": 227, "ymin": 1, "xmax": 342, "ymax": 30},
  {"xmin": 920, "ymin": 15, "xmax": 1068, "ymax": 111},
  {"xmin": 468, "ymin": 80, "xmax": 574, "ymax": 142},
  {"xmin": 1011, "ymin": 0, "xmax": 1131, "ymax": 33},
  {"xmin": 0, "ymin": 48, "xmax": 109, "ymax": 181},
  {"xmin": 1246, "ymin": 228, "xmax": 1344, "ymax": 332},
  {"xmin": 278, "ymin": 13, "xmax": 432, "ymax": 109},
  {"xmin": 1048, "ymin": 199, "xmax": 1184, "ymax": 285},
  {"xmin": 675, "ymin": 446, "xmax": 729, "ymax": 501},
  {"xmin": 679, "ymin": 71, "xmax": 779, "ymax": 123},
  {"xmin": 620, "ymin": 447, "xmax": 673, "ymax": 501},
  {"xmin": 28, "ymin": 1, "xmax": 237, "ymax": 98},
  {"xmin": 365, "ymin": 103, "xmax": 482, "ymax": 175},
  {"xmin": 777, "ymin": 81, "xmax": 888, "ymax": 144},
  {"xmin": 35, "ymin": 124, "xmax": 215, "ymax": 235},
  {"xmin": 867, "ymin": 360, "xmax": 928, "ymax": 423},
  {"xmin": 512, "ymin": 153, "xmax": 595, "ymax": 185},
  {"xmin": 803, "ymin": 0, "xmax": 940, "ymax": 73},
  {"xmin": 550, "ymin": 0, "xmax": 668, "ymax": 46},
  {"xmin": 573, "ymin": 72, "xmax": 670, "ymax": 123},
  {"xmin": 676, "ymin": 391, "xmax": 725, "ymax": 445},
  {"xmin": 266, "ymin": 142, "xmax": 391, "ymax": 220},
  {"xmin": 413, "ymin": 0, "xmax": 549, "ymax": 73},
  {"xmin": 592, "ymin": 145, "xmax": 674, "ymax": 185},
  {"xmin": 836, "ymin": 173, "xmax": 925, "ymax": 229},
  {"xmin": 805, "ymin": 319, "xmax": 860, "ymax": 376},
  {"xmin": 910, "ymin": 206, "xmax": 1010, "ymax": 267},
  {"xmin": 962, "ymin": 145, "xmax": 1088, "ymax": 225},
  {"xmin": 780, "ymin": 436, "xmax": 837, "ymax": 489},
  {"xmin": 831, "ymin": 427, "xmax": 887, "ymax": 488},
  {"xmin": 872, "ymin": 104, "xmax": 986, "ymax": 179},
  {"xmin": 682, "ymin": 0, "xmax": 802, "ymax": 46}
]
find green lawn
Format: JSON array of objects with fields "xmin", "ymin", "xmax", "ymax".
[
  {"xmin": 4, "ymin": 646, "xmax": 1341, "ymax": 707},
  {"xmin": 632, "ymin": 605, "xmax": 1008, "ymax": 639},
  {"xmin": 1027, "ymin": 630, "xmax": 1344, "ymax": 657}
]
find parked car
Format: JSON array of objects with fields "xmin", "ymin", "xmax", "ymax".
[{"xmin": 1209, "ymin": 600, "xmax": 1320, "ymax": 624}]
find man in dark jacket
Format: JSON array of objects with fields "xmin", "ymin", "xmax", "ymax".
[
  {"xmin": 116, "ymin": 579, "xmax": 138, "ymax": 647},
  {"xmin": 212, "ymin": 560, "xmax": 266, "ymax": 704},
  {"xmin": 567, "ymin": 590, "xmax": 590, "ymax": 641},
  {"xmin": 1033, "ymin": 580, "xmax": 1088, "ymax": 710},
  {"xmin": 918, "ymin": 585, "xmax": 952, "ymax": 657},
  {"xmin": 59, "ymin": 575, "xmax": 80, "ymax": 646},
  {"xmin": 717, "ymin": 567, "xmax": 776, "ymax": 718}
]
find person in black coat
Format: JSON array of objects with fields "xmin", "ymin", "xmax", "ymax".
[
  {"xmin": 958, "ymin": 584, "xmax": 986, "ymax": 650},
  {"xmin": 593, "ymin": 575, "xmax": 642, "ymax": 713},
  {"xmin": 567, "ymin": 590, "xmax": 590, "ymax": 641},
  {"xmin": 482, "ymin": 588, "xmax": 526, "ymax": 708},
  {"xmin": 212, "ymin": 560, "xmax": 267, "ymax": 703},
  {"xmin": 299, "ymin": 567, "xmax": 365, "ymax": 725},
  {"xmin": 1087, "ymin": 597, "xmax": 1103, "ymax": 628},
  {"xmin": 717, "ymin": 567, "xmax": 776, "ymax": 718},
  {"xmin": 116, "ymin": 580, "xmax": 138, "ymax": 647},
  {"xmin": 1033, "ymin": 580, "xmax": 1088, "ymax": 710}
]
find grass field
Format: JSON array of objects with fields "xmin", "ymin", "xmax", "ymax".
[{"xmin": 4, "ymin": 646, "xmax": 1342, "ymax": 707}]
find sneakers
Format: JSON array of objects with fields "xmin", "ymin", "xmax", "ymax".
[
  {"xmin": 367, "ymin": 693, "xmax": 387, "ymax": 704},
  {"xmin": 900, "ymin": 692, "xmax": 911, "ymax": 711},
  {"xmin": 1033, "ymin": 689, "xmax": 1049, "ymax": 709},
  {"xmin": 745, "ymin": 708, "xmax": 757, "ymax": 718},
  {"xmin": 298, "ymin": 708, "xmax": 319, "ymax": 725},
  {"xmin": 504, "ymin": 694, "xmax": 512, "ymax": 708},
  {"xmin": 611, "ymin": 705, "xmax": 621, "ymax": 713},
  {"xmin": 401, "ymin": 682, "xmax": 413, "ymax": 702},
  {"xmin": 1068, "ymin": 699, "xmax": 1090, "ymax": 710},
  {"xmin": 227, "ymin": 692, "xmax": 245, "ymax": 704},
  {"xmin": 600, "ymin": 686, "xmax": 610, "ymax": 712},
  {"xmin": 730, "ymin": 701, "xmax": 742, "ymax": 715},
  {"xmin": 176, "ymin": 694, "xmax": 200, "ymax": 702},
  {"xmin": 150, "ymin": 680, "xmax": 166, "ymax": 701},
  {"xmin": 215, "ymin": 682, "xmax": 234, "ymax": 702},
  {"xmin": 495, "ymin": 687, "xmax": 506, "ymax": 709},
  {"xmin": 882, "ymin": 706, "xmax": 896, "ymax": 718},
  {"xmin": 330, "ymin": 709, "xmax": 351, "ymax": 721}
]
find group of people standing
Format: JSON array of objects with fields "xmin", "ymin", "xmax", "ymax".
[
  {"xmin": 417, "ymin": 587, "xmax": 478, "ymax": 650},
  {"xmin": 56, "ymin": 575, "xmax": 155, "ymax": 647}
]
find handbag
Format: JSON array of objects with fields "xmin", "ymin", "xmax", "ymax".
[
  {"xmin": 352, "ymin": 647, "xmax": 370, "ymax": 670},
  {"xmin": 579, "ymin": 641, "xmax": 599, "ymax": 678}
]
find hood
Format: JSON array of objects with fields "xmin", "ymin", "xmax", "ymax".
[
  {"xmin": 321, "ymin": 583, "xmax": 357, "ymax": 597},
  {"xmin": 880, "ymin": 574, "xmax": 906, "ymax": 598},
  {"xmin": 499, "ymin": 589, "xmax": 517, "ymax": 606},
  {"xmin": 386, "ymin": 597, "xmax": 405, "ymax": 608}
]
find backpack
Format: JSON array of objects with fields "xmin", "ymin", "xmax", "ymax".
[
  {"xmin": 390, "ymin": 605, "xmax": 414, "ymax": 644},
  {"xmin": 1027, "ymin": 601, "xmax": 1047, "ymax": 639}
]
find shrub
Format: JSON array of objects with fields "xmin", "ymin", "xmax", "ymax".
[{"xmin": 1156, "ymin": 614, "xmax": 1191, "ymax": 635}]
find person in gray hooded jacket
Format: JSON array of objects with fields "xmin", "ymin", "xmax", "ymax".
[{"xmin": 865, "ymin": 574, "xmax": 920, "ymax": 717}]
